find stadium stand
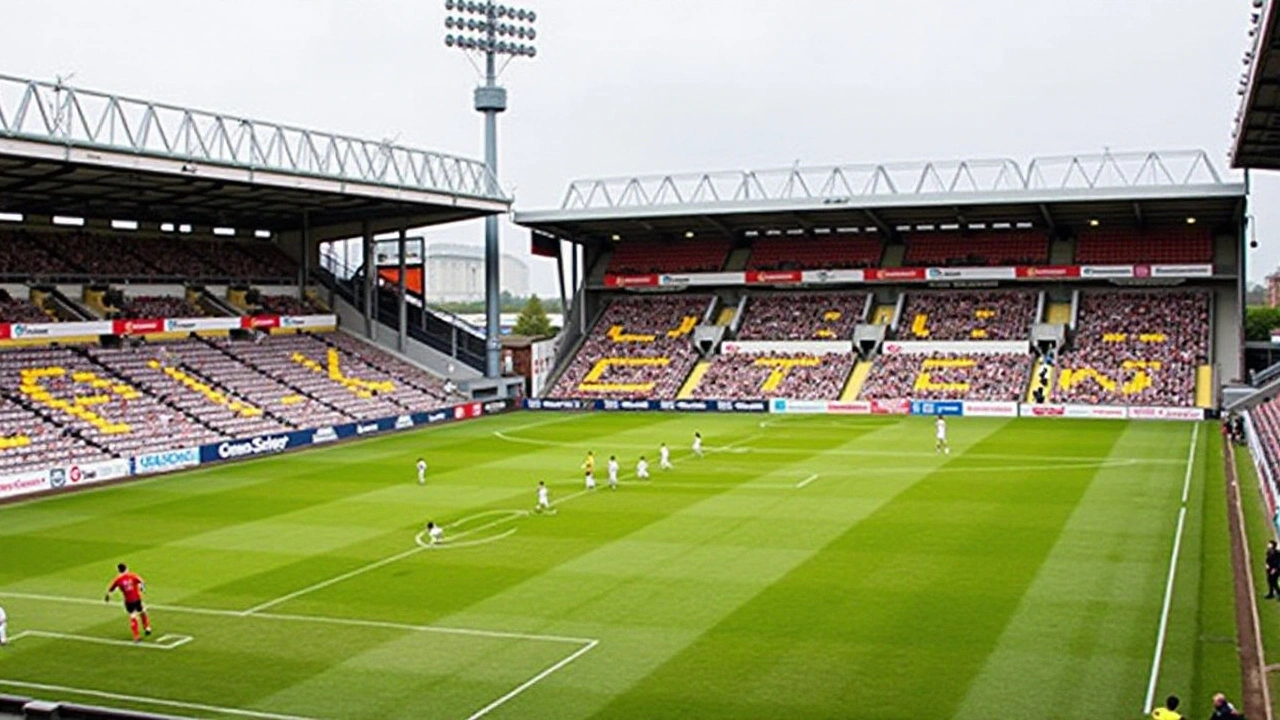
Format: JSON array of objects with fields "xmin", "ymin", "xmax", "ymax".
[
  {"xmin": 1051, "ymin": 291, "xmax": 1209, "ymax": 407},
  {"xmin": 550, "ymin": 294, "xmax": 707, "ymax": 398},
  {"xmin": 691, "ymin": 352, "xmax": 856, "ymax": 400},
  {"xmin": 746, "ymin": 234, "xmax": 882, "ymax": 270},
  {"xmin": 0, "ymin": 392, "xmax": 110, "ymax": 473},
  {"xmin": 736, "ymin": 292, "xmax": 866, "ymax": 340},
  {"xmin": 606, "ymin": 238, "xmax": 731, "ymax": 275},
  {"xmin": 0, "ymin": 228, "xmax": 300, "ymax": 282},
  {"xmin": 1073, "ymin": 227, "xmax": 1213, "ymax": 265},
  {"xmin": 0, "ymin": 290, "xmax": 50, "ymax": 323},
  {"xmin": 115, "ymin": 295, "xmax": 200, "ymax": 319},
  {"xmin": 1248, "ymin": 400, "xmax": 1280, "ymax": 481},
  {"xmin": 903, "ymin": 231, "xmax": 1050, "ymax": 267},
  {"xmin": 897, "ymin": 291, "xmax": 1038, "ymax": 341},
  {"xmin": 860, "ymin": 352, "xmax": 1033, "ymax": 401},
  {"xmin": 259, "ymin": 294, "xmax": 325, "ymax": 316}
]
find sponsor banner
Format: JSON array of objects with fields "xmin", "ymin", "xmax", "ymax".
[
  {"xmin": 865, "ymin": 267, "xmax": 926, "ymax": 282},
  {"xmin": 827, "ymin": 401, "xmax": 871, "ymax": 414},
  {"xmin": 114, "ymin": 318, "xmax": 165, "ymax": 335},
  {"xmin": 134, "ymin": 447, "xmax": 201, "ymax": 475},
  {"xmin": 483, "ymin": 399, "xmax": 513, "ymax": 415},
  {"xmin": 604, "ymin": 274, "xmax": 659, "ymax": 288},
  {"xmin": 745, "ymin": 270, "xmax": 802, "ymax": 285},
  {"xmin": 598, "ymin": 399, "xmax": 656, "ymax": 411},
  {"xmin": 1015, "ymin": 265, "xmax": 1080, "ymax": 279},
  {"xmin": 0, "ymin": 324, "xmax": 10, "ymax": 340},
  {"xmin": 73, "ymin": 459, "xmax": 130, "ymax": 486},
  {"xmin": 721, "ymin": 340, "xmax": 853, "ymax": 355},
  {"xmin": 1065, "ymin": 404, "xmax": 1127, "ymax": 419},
  {"xmin": 453, "ymin": 402, "xmax": 483, "ymax": 420},
  {"xmin": 1127, "ymin": 406, "xmax": 1205, "ymax": 421},
  {"xmin": 910, "ymin": 400, "xmax": 963, "ymax": 416},
  {"xmin": 1019, "ymin": 404, "xmax": 1066, "ymax": 417},
  {"xmin": 800, "ymin": 269, "xmax": 865, "ymax": 284},
  {"xmin": 395, "ymin": 414, "xmax": 415, "ymax": 429},
  {"xmin": 1150, "ymin": 264, "xmax": 1213, "ymax": 278},
  {"xmin": 871, "ymin": 399, "xmax": 911, "ymax": 415},
  {"xmin": 311, "ymin": 426, "xmax": 339, "ymax": 444},
  {"xmin": 770, "ymin": 398, "xmax": 826, "ymax": 414},
  {"xmin": 9, "ymin": 320, "xmax": 113, "ymax": 339},
  {"xmin": 925, "ymin": 266, "xmax": 1017, "ymax": 281},
  {"xmin": 355, "ymin": 421, "xmax": 382, "ymax": 435},
  {"xmin": 880, "ymin": 341, "xmax": 1027, "ymax": 355},
  {"xmin": 660, "ymin": 272, "xmax": 745, "ymax": 287},
  {"xmin": 0, "ymin": 470, "xmax": 51, "ymax": 500},
  {"xmin": 202, "ymin": 432, "xmax": 305, "ymax": 463},
  {"xmin": 280, "ymin": 314, "xmax": 338, "ymax": 329},
  {"xmin": 241, "ymin": 315, "xmax": 281, "ymax": 330},
  {"xmin": 164, "ymin": 317, "xmax": 241, "ymax": 332},
  {"xmin": 525, "ymin": 398, "xmax": 585, "ymax": 410},
  {"xmin": 423, "ymin": 409, "xmax": 451, "ymax": 424},
  {"xmin": 716, "ymin": 399, "xmax": 768, "ymax": 413},
  {"xmin": 530, "ymin": 338, "xmax": 558, "ymax": 397},
  {"xmin": 961, "ymin": 401, "xmax": 1018, "ymax": 417},
  {"xmin": 1080, "ymin": 265, "xmax": 1135, "ymax": 279}
]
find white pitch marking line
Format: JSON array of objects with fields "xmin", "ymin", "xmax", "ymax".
[
  {"xmin": 0, "ymin": 590, "xmax": 597, "ymax": 646},
  {"xmin": 1142, "ymin": 423, "xmax": 1199, "ymax": 715},
  {"xmin": 0, "ymin": 679, "xmax": 316, "ymax": 720},
  {"xmin": 464, "ymin": 639, "xmax": 599, "ymax": 720},
  {"xmin": 240, "ymin": 544, "xmax": 426, "ymax": 616},
  {"xmin": 796, "ymin": 474, "xmax": 819, "ymax": 489},
  {"xmin": 4, "ymin": 629, "xmax": 194, "ymax": 650}
]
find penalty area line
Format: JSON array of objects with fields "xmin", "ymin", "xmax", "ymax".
[
  {"xmin": 0, "ymin": 680, "xmax": 315, "ymax": 720},
  {"xmin": 796, "ymin": 474, "xmax": 819, "ymax": 489},
  {"xmin": 463, "ymin": 639, "xmax": 599, "ymax": 720}
]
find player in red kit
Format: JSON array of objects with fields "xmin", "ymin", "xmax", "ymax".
[{"xmin": 105, "ymin": 563, "xmax": 151, "ymax": 642}]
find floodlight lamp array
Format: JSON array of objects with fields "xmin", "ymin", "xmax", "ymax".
[{"xmin": 444, "ymin": 1, "xmax": 537, "ymax": 57}]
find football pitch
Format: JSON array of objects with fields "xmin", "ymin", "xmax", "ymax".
[{"xmin": 0, "ymin": 411, "xmax": 1240, "ymax": 719}]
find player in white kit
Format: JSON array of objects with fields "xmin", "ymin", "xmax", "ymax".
[
  {"xmin": 535, "ymin": 481, "xmax": 556, "ymax": 514},
  {"xmin": 935, "ymin": 416, "xmax": 950, "ymax": 455},
  {"xmin": 659, "ymin": 443, "xmax": 673, "ymax": 470},
  {"xmin": 692, "ymin": 432, "xmax": 703, "ymax": 458},
  {"xmin": 636, "ymin": 456, "xmax": 650, "ymax": 480},
  {"xmin": 0, "ymin": 604, "xmax": 7, "ymax": 646},
  {"xmin": 425, "ymin": 521, "xmax": 444, "ymax": 545},
  {"xmin": 607, "ymin": 455, "xmax": 619, "ymax": 490},
  {"xmin": 416, "ymin": 458, "xmax": 427, "ymax": 485}
]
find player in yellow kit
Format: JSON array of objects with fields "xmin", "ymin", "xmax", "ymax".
[{"xmin": 582, "ymin": 451, "xmax": 597, "ymax": 490}]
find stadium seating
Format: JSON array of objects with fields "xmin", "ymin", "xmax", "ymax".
[
  {"xmin": 0, "ymin": 392, "xmax": 111, "ymax": 473},
  {"xmin": 1073, "ymin": 228, "xmax": 1213, "ymax": 265},
  {"xmin": 605, "ymin": 239, "xmax": 731, "ymax": 275},
  {"xmin": 116, "ymin": 295, "xmax": 200, "ymax": 319},
  {"xmin": 550, "ymin": 295, "xmax": 708, "ymax": 398},
  {"xmin": 860, "ymin": 352, "xmax": 1033, "ymax": 401},
  {"xmin": 903, "ymin": 232, "xmax": 1050, "ymax": 267},
  {"xmin": 691, "ymin": 352, "xmax": 855, "ymax": 400},
  {"xmin": 259, "ymin": 294, "xmax": 325, "ymax": 316},
  {"xmin": 735, "ymin": 292, "xmax": 866, "ymax": 341},
  {"xmin": 897, "ymin": 291, "xmax": 1037, "ymax": 341},
  {"xmin": 1248, "ymin": 400, "xmax": 1280, "ymax": 483},
  {"xmin": 1050, "ymin": 291, "xmax": 1209, "ymax": 407},
  {"xmin": 0, "ymin": 290, "xmax": 50, "ymax": 323},
  {"xmin": 0, "ymin": 228, "xmax": 300, "ymax": 282},
  {"xmin": 746, "ymin": 234, "xmax": 882, "ymax": 270}
]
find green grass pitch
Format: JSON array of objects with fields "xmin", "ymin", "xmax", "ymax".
[{"xmin": 0, "ymin": 411, "xmax": 1240, "ymax": 719}]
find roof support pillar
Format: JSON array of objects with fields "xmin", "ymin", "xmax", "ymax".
[
  {"xmin": 398, "ymin": 224, "xmax": 408, "ymax": 355},
  {"xmin": 300, "ymin": 210, "xmax": 310, "ymax": 301},
  {"xmin": 362, "ymin": 220, "xmax": 376, "ymax": 341}
]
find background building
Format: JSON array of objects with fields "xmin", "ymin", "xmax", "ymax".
[{"xmin": 424, "ymin": 242, "xmax": 529, "ymax": 303}]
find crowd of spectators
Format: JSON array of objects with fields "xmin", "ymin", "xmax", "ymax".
[
  {"xmin": 115, "ymin": 295, "xmax": 200, "ymax": 319},
  {"xmin": 550, "ymin": 295, "xmax": 708, "ymax": 398},
  {"xmin": 0, "ymin": 289, "xmax": 50, "ymax": 323},
  {"xmin": 691, "ymin": 352, "xmax": 855, "ymax": 400},
  {"xmin": 897, "ymin": 291, "xmax": 1037, "ymax": 341},
  {"xmin": 903, "ymin": 232, "xmax": 1049, "ymax": 267},
  {"xmin": 860, "ymin": 352, "xmax": 1033, "ymax": 401},
  {"xmin": 736, "ymin": 293, "xmax": 867, "ymax": 341},
  {"xmin": 746, "ymin": 234, "xmax": 882, "ymax": 271},
  {"xmin": 1050, "ymin": 291, "xmax": 1208, "ymax": 407},
  {"xmin": 259, "ymin": 294, "xmax": 325, "ymax": 316}
]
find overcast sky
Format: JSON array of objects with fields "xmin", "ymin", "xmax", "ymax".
[{"xmin": 0, "ymin": 0, "xmax": 1268, "ymax": 294}]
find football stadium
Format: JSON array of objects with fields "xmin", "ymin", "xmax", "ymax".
[{"xmin": 1, "ymin": 2, "xmax": 1280, "ymax": 720}]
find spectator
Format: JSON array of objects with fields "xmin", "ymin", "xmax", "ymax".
[
  {"xmin": 1266, "ymin": 540, "xmax": 1280, "ymax": 600},
  {"xmin": 1209, "ymin": 693, "xmax": 1243, "ymax": 720},
  {"xmin": 736, "ymin": 293, "xmax": 867, "ymax": 341},
  {"xmin": 860, "ymin": 352, "xmax": 1032, "ymax": 402},
  {"xmin": 897, "ymin": 291, "xmax": 1037, "ymax": 341}
]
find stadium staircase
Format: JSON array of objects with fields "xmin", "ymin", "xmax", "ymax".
[
  {"xmin": 723, "ymin": 246, "xmax": 751, "ymax": 271},
  {"xmin": 715, "ymin": 306, "xmax": 737, "ymax": 326},
  {"xmin": 871, "ymin": 305, "xmax": 896, "ymax": 325},
  {"xmin": 840, "ymin": 360, "xmax": 873, "ymax": 401},
  {"xmin": 880, "ymin": 244, "xmax": 906, "ymax": 267},
  {"xmin": 1049, "ymin": 237, "xmax": 1075, "ymax": 265},
  {"xmin": 1045, "ymin": 302, "xmax": 1072, "ymax": 324},
  {"xmin": 677, "ymin": 360, "xmax": 712, "ymax": 399},
  {"xmin": 1196, "ymin": 365, "xmax": 1214, "ymax": 408},
  {"xmin": 1025, "ymin": 358, "xmax": 1053, "ymax": 402}
]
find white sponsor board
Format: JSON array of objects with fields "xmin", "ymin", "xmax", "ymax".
[
  {"xmin": 0, "ymin": 458, "xmax": 131, "ymax": 500},
  {"xmin": 1149, "ymin": 264, "xmax": 1213, "ymax": 278},
  {"xmin": 1127, "ymin": 406, "xmax": 1205, "ymax": 421},
  {"xmin": 10, "ymin": 321, "xmax": 113, "ymax": 339},
  {"xmin": 880, "ymin": 341, "xmax": 1028, "ymax": 355},
  {"xmin": 530, "ymin": 337, "xmax": 559, "ymax": 397},
  {"xmin": 164, "ymin": 317, "xmax": 241, "ymax": 332},
  {"xmin": 826, "ymin": 401, "xmax": 872, "ymax": 414},
  {"xmin": 70, "ymin": 459, "xmax": 130, "ymax": 487},
  {"xmin": 925, "ymin": 266, "xmax": 1017, "ymax": 281},
  {"xmin": 1079, "ymin": 265, "xmax": 1135, "ymax": 279},
  {"xmin": 658, "ymin": 272, "xmax": 744, "ymax": 287},
  {"xmin": 721, "ymin": 340, "xmax": 853, "ymax": 355},
  {"xmin": 800, "ymin": 269, "xmax": 866, "ymax": 284},
  {"xmin": 770, "ymin": 399, "xmax": 829, "ymax": 414},
  {"xmin": 1018, "ymin": 403, "xmax": 1127, "ymax": 419},
  {"xmin": 280, "ymin": 314, "xmax": 338, "ymax": 329},
  {"xmin": 134, "ymin": 447, "xmax": 200, "ymax": 475},
  {"xmin": 0, "ymin": 470, "xmax": 51, "ymax": 500},
  {"xmin": 961, "ymin": 401, "xmax": 1018, "ymax": 417}
]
